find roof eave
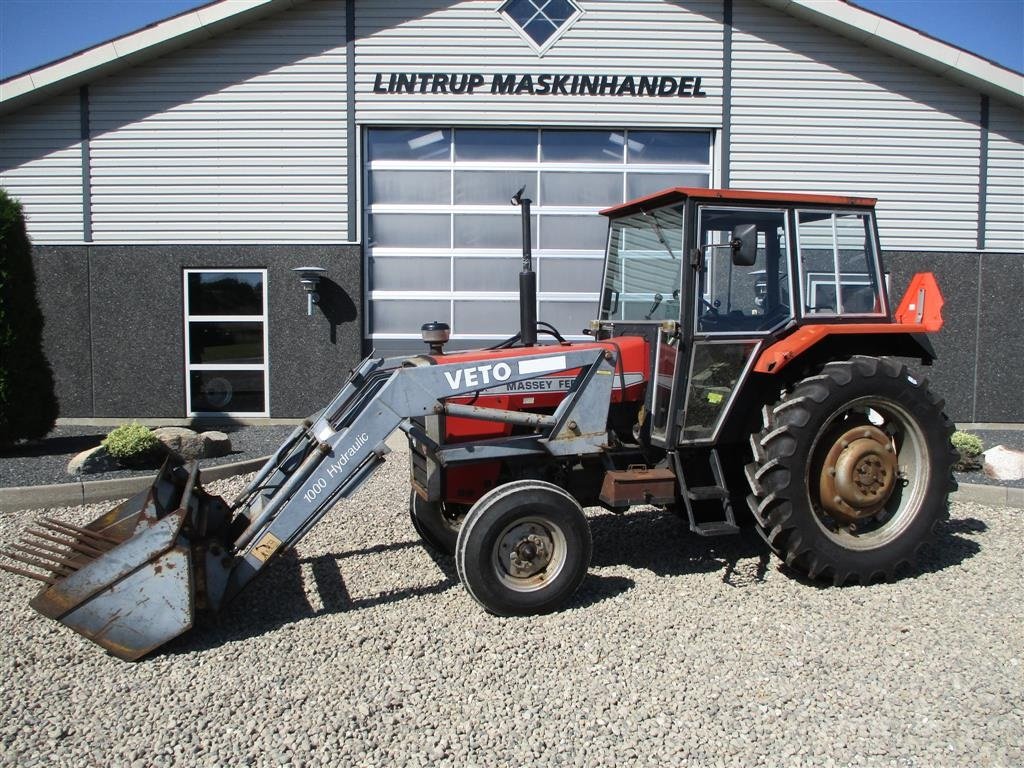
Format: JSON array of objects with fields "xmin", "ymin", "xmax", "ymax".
[
  {"xmin": 758, "ymin": 0, "xmax": 1024, "ymax": 109},
  {"xmin": 0, "ymin": 0, "xmax": 303, "ymax": 116}
]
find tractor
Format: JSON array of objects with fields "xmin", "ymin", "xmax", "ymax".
[{"xmin": 1, "ymin": 187, "xmax": 955, "ymax": 660}]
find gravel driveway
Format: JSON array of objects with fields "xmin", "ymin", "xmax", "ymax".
[{"xmin": 0, "ymin": 455, "xmax": 1021, "ymax": 768}]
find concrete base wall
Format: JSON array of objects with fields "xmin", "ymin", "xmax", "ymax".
[
  {"xmin": 30, "ymin": 245, "xmax": 1022, "ymax": 423},
  {"xmin": 33, "ymin": 244, "xmax": 363, "ymax": 419}
]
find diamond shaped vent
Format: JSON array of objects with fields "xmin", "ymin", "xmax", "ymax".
[{"xmin": 499, "ymin": 0, "xmax": 582, "ymax": 54}]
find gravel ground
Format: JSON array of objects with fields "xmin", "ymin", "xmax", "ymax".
[
  {"xmin": 0, "ymin": 425, "xmax": 297, "ymax": 488},
  {"xmin": 0, "ymin": 455, "xmax": 1021, "ymax": 768}
]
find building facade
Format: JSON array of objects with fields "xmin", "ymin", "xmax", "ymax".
[{"xmin": 1, "ymin": 0, "xmax": 1022, "ymax": 422}]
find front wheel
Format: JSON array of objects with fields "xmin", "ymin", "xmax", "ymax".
[
  {"xmin": 455, "ymin": 480, "xmax": 591, "ymax": 616},
  {"xmin": 746, "ymin": 356, "xmax": 956, "ymax": 585},
  {"xmin": 409, "ymin": 490, "xmax": 465, "ymax": 555}
]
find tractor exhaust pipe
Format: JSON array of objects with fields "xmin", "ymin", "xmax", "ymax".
[{"xmin": 512, "ymin": 187, "xmax": 537, "ymax": 347}]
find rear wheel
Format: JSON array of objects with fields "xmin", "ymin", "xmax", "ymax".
[
  {"xmin": 455, "ymin": 480, "xmax": 591, "ymax": 616},
  {"xmin": 746, "ymin": 356, "xmax": 956, "ymax": 585}
]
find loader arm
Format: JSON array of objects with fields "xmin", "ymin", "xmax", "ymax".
[{"xmin": 207, "ymin": 346, "xmax": 616, "ymax": 609}]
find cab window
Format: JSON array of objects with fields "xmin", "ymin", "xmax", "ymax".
[
  {"xmin": 696, "ymin": 207, "xmax": 791, "ymax": 334},
  {"xmin": 797, "ymin": 211, "xmax": 883, "ymax": 315}
]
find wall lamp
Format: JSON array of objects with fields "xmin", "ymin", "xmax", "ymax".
[{"xmin": 291, "ymin": 266, "xmax": 326, "ymax": 315}]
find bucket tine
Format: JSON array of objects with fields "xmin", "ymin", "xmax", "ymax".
[
  {"xmin": 0, "ymin": 562, "xmax": 55, "ymax": 585},
  {"xmin": 1, "ymin": 550, "xmax": 75, "ymax": 577},
  {"xmin": 10, "ymin": 538, "xmax": 88, "ymax": 566},
  {"xmin": 26, "ymin": 527, "xmax": 108, "ymax": 559},
  {"xmin": 9, "ymin": 544, "xmax": 83, "ymax": 572},
  {"xmin": 39, "ymin": 518, "xmax": 121, "ymax": 547}
]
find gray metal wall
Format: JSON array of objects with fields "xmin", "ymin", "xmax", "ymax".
[{"xmin": 32, "ymin": 244, "xmax": 363, "ymax": 419}]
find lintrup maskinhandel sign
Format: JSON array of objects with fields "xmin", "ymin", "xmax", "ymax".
[{"xmin": 372, "ymin": 72, "xmax": 710, "ymax": 97}]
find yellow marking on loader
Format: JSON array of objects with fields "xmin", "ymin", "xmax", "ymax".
[{"xmin": 251, "ymin": 532, "xmax": 282, "ymax": 563}]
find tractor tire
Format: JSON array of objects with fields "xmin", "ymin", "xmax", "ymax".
[
  {"xmin": 455, "ymin": 480, "xmax": 591, "ymax": 616},
  {"xmin": 409, "ymin": 490, "xmax": 464, "ymax": 555},
  {"xmin": 745, "ymin": 356, "xmax": 956, "ymax": 585}
]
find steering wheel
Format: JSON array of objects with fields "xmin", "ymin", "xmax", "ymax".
[{"xmin": 700, "ymin": 298, "xmax": 719, "ymax": 315}]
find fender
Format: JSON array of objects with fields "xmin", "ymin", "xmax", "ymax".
[{"xmin": 754, "ymin": 273, "xmax": 944, "ymax": 374}]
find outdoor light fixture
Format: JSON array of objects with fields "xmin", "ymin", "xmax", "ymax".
[{"xmin": 291, "ymin": 266, "xmax": 326, "ymax": 315}]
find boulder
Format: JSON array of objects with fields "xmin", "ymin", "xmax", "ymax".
[
  {"xmin": 983, "ymin": 445, "xmax": 1024, "ymax": 482},
  {"xmin": 152, "ymin": 426, "xmax": 206, "ymax": 461},
  {"xmin": 67, "ymin": 445, "xmax": 119, "ymax": 475},
  {"xmin": 199, "ymin": 431, "xmax": 232, "ymax": 458}
]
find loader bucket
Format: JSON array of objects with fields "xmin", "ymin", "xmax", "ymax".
[{"xmin": 1, "ymin": 461, "xmax": 222, "ymax": 661}]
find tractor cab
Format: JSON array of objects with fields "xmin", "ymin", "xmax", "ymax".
[{"xmin": 594, "ymin": 188, "xmax": 894, "ymax": 448}]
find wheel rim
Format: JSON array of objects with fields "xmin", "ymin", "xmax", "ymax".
[
  {"xmin": 492, "ymin": 516, "xmax": 568, "ymax": 592},
  {"xmin": 808, "ymin": 396, "xmax": 929, "ymax": 551}
]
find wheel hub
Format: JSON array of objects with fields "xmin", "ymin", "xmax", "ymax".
[
  {"xmin": 819, "ymin": 425, "xmax": 898, "ymax": 523},
  {"xmin": 499, "ymin": 524, "xmax": 554, "ymax": 579}
]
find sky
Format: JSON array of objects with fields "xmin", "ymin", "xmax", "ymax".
[{"xmin": 0, "ymin": 0, "xmax": 1021, "ymax": 81}]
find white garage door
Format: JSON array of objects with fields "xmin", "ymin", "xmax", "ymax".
[{"xmin": 364, "ymin": 127, "xmax": 712, "ymax": 352}]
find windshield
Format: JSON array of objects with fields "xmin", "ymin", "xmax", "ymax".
[{"xmin": 600, "ymin": 204, "xmax": 684, "ymax": 322}]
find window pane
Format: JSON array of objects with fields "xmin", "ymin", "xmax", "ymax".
[
  {"xmin": 367, "ymin": 129, "xmax": 451, "ymax": 162},
  {"xmin": 190, "ymin": 370, "xmax": 265, "ymax": 413},
  {"xmin": 372, "ymin": 300, "xmax": 450, "ymax": 334},
  {"xmin": 627, "ymin": 131, "xmax": 711, "ymax": 164},
  {"xmin": 187, "ymin": 272, "xmax": 263, "ymax": 316},
  {"xmin": 541, "ymin": 171, "xmax": 622, "ymax": 206},
  {"xmin": 798, "ymin": 210, "xmax": 880, "ymax": 315},
  {"xmin": 455, "ymin": 170, "xmax": 535, "ymax": 205},
  {"xmin": 371, "ymin": 257, "xmax": 451, "ymax": 291},
  {"xmin": 697, "ymin": 208, "xmax": 790, "ymax": 332},
  {"xmin": 627, "ymin": 172, "xmax": 710, "ymax": 200},
  {"xmin": 454, "ymin": 257, "xmax": 521, "ymax": 291},
  {"xmin": 455, "ymin": 129, "xmax": 536, "ymax": 161},
  {"xmin": 540, "ymin": 258, "xmax": 603, "ymax": 293},
  {"xmin": 188, "ymin": 322, "xmax": 263, "ymax": 364},
  {"xmin": 681, "ymin": 342, "xmax": 757, "ymax": 440},
  {"xmin": 835, "ymin": 213, "xmax": 881, "ymax": 313},
  {"xmin": 539, "ymin": 301, "xmax": 598, "ymax": 335},
  {"xmin": 454, "ymin": 300, "xmax": 519, "ymax": 334},
  {"xmin": 541, "ymin": 130, "xmax": 624, "ymax": 163},
  {"xmin": 368, "ymin": 170, "xmax": 450, "ymax": 204},
  {"xmin": 454, "ymin": 214, "xmax": 536, "ymax": 249},
  {"xmin": 540, "ymin": 214, "xmax": 609, "ymax": 250},
  {"xmin": 370, "ymin": 214, "xmax": 450, "ymax": 247}
]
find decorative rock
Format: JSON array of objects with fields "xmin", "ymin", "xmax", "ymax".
[
  {"xmin": 66, "ymin": 445, "xmax": 119, "ymax": 475},
  {"xmin": 983, "ymin": 445, "xmax": 1024, "ymax": 481},
  {"xmin": 199, "ymin": 431, "xmax": 232, "ymax": 458},
  {"xmin": 152, "ymin": 426, "xmax": 206, "ymax": 461}
]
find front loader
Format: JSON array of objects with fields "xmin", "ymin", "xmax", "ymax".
[{"xmin": 1, "ymin": 187, "xmax": 956, "ymax": 660}]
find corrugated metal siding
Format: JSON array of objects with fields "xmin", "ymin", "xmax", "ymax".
[
  {"xmin": 985, "ymin": 100, "xmax": 1024, "ymax": 252},
  {"xmin": 355, "ymin": 0, "xmax": 724, "ymax": 127},
  {"xmin": 88, "ymin": 0, "xmax": 349, "ymax": 243},
  {"xmin": 0, "ymin": 93, "xmax": 84, "ymax": 242},
  {"xmin": 729, "ymin": 0, "xmax": 982, "ymax": 251}
]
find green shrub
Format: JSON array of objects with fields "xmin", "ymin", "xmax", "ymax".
[
  {"xmin": 0, "ymin": 188, "xmax": 58, "ymax": 445},
  {"xmin": 102, "ymin": 422, "xmax": 160, "ymax": 463},
  {"xmin": 951, "ymin": 431, "xmax": 983, "ymax": 458}
]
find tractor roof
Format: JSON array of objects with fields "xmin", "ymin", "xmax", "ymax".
[{"xmin": 600, "ymin": 188, "xmax": 878, "ymax": 218}]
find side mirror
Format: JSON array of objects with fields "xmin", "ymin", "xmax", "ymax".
[
  {"xmin": 731, "ymin": 223, "xmax": 758, "ymax": 267},
  {"xmin": 602, "ymin": 287, "xmax": 620, "ymax": 316}
]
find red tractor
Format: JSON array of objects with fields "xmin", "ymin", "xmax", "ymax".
[{"xmin": 2, "ymin": 187, "xmax": 955, "ymax": 659}]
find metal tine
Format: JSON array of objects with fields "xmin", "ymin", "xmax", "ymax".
[
  {"xmin": 39, "ymin": 518, "xmax": 121, "ymax": 546},
  {"xmin": 10, "ymin": 544, "xmax": 83, "ymax": 571},
  {"xmin": 0, "ymin": 562, "xmax": 55, "ymax": 585},
  {"xmin": 1, "ymin": 550, "xmax": 74, "ymax": 577},
  {"xmin": 13, "ymin": 537, "xmax": 89, "ymax": 565},
  {"xmin": 27, "ymin": 528, "xmax": 106, "ymax": 559}
]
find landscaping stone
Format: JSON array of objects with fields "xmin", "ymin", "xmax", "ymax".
[
  {"xmin": 152, "ymin": 427, "xmax": 206, "ymax": 461},
  {"xmin": 200, "ymin": 431, "xmax": 232, "ymax": 458},
  {"xmin": 66, "ymin": 445, "xmax": 119, "ymax": 476},
  {"xmin": 983, "ymin": 445, "xmax": 1024, "ymax": 481}
]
